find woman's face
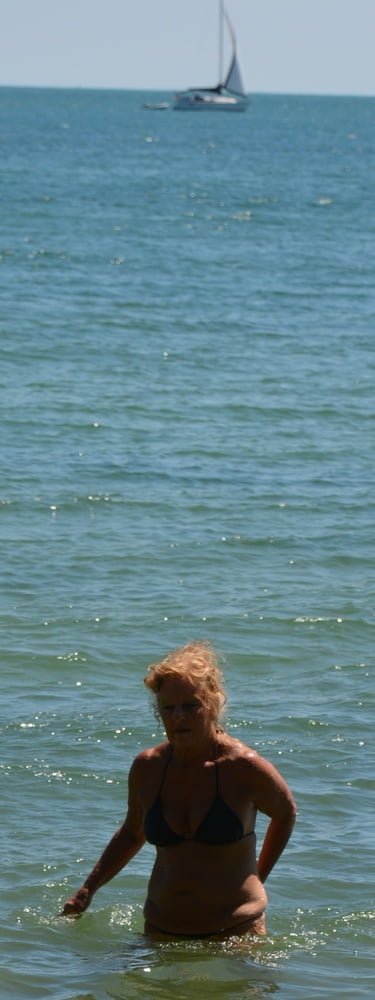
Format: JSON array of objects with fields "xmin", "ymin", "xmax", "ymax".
[{"xmin": 157, "ymin": 675, "xmax": 216, "ymax": 749}]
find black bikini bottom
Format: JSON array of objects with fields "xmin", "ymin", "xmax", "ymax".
[{"xmin": 144, "ymin": 913, "xmax": 265, "ymax": 940}]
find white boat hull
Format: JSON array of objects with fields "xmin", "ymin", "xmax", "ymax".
[{"xmin": 173, "ymin": 89, "xmax": 248, "ymax": 111}]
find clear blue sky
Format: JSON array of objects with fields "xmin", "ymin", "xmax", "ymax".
[{"xmin": 1, "ymin": 0, "xmax": 374, "ymax": 96}]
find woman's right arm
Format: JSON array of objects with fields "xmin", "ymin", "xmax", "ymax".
[{"xmin": 62, "ymin": 758, "xmax": 146, "ymax": 915}]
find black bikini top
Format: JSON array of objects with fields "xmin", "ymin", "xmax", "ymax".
[{"xmin": 144, "ymin": 745, "xmax": 254, "ymax": 847}]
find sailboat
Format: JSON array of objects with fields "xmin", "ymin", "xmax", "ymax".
[{"xmin": 173, "ymin": 1, "xmax": 248, "ymax": 111}]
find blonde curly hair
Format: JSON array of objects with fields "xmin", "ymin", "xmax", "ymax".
[{"xmin": 144, "ymin": 641, "xmax": 227, "ymax": 724}]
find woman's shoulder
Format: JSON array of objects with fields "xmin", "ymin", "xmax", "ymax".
[
  {"xmin": 218, "ymin": 735, "xmax": 292, "ymax": 797},
  {"xmin": 131, "ymin": 741, "xmax": 170, "ymax": 772},
  {"xmin": 217, "ymin": 735, "xmax": 281, "ymax": 798},
  {"xmin": 217, "ymin": 733, "xmax": 261, "ymax": 767},
  {"xmin": 127, "ymin": 743, "xmax": 170, "ymax": 809},
  {"xmin": 128, "ymin": 742, "xmax": 170, "ymax": 799}
]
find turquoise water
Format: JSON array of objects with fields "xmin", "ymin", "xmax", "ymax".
[{"xmin": 1, "ymin": 87, "xmax": 374, "ymax": 999}]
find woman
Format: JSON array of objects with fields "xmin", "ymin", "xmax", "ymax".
[{"xmin": 63, "ymin": 642, "xmax": 297, "ymax": 938}]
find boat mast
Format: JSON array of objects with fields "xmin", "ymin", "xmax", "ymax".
[{"xmin": 219, "ymin": 0, "xmax": 224, "ymax": 84}]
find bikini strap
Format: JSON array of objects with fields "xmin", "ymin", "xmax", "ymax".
[
  {"xmin": 158, "ymin": 744, "xmax": 173, "ymax": 793},
  {"xmin": 214, "ymin": 739, "xmax": 220, "ymax": 793}
]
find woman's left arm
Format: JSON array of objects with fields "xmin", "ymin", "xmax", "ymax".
[{"xmin": 249, "ymin": 753, "xmax": 297, "ymax": 883}]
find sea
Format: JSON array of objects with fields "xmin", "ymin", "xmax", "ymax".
[{"xmin": 1, "ymin": 86, "xmax": 374, "ymax": 1000}]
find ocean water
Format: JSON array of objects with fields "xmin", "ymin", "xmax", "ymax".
[{"xmin": 1, "ymin": 86, "xmax": 374, "ymax": 999}]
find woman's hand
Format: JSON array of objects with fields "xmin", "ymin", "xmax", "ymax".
[{"xmin": 62, "ymin": 886, "xmax": 92, "ymax": 916}]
